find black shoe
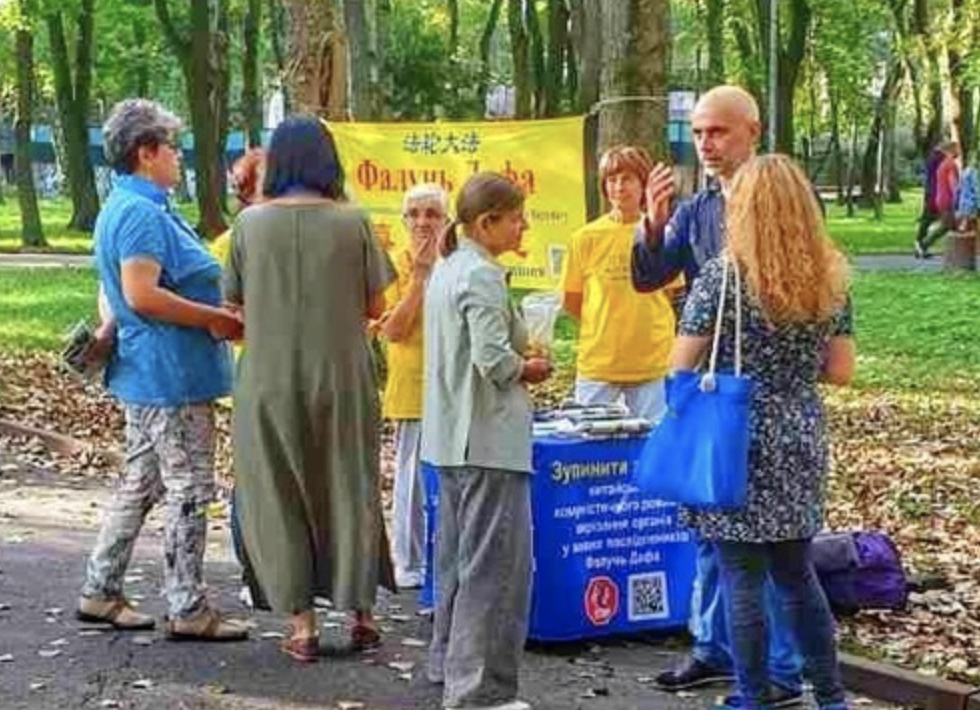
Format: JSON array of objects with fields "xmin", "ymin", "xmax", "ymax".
[
  {"xmin": 720, "ymin": 685, "xmax": 804, "ymax": 709},
  {"xmin": 655, "ymin": 658, "xmax": 735, "ymax": 690}
]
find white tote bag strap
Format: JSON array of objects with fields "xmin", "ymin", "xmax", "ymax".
[{"xmin": 704, "ymin": 256, "xmax": 743, "ymax": 389}]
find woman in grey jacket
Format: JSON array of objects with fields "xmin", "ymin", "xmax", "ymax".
[{"xmin": 422, "ymin": 173, "xmax": 551, "ymax": 710}]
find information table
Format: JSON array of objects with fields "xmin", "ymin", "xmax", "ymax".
[{"xmin": 421, "ymin": 433, "xmax": 697, "ymax": 642}]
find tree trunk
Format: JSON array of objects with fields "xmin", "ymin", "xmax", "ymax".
[
  {"xmin": 447, "ymin": 0, "xmax": 460, "ymax": 55},
  {"xmin": 543, "ymin": 0, "xmax": 570, "ymax": 117},
  {"xmin": 242, "ymin": 0, "xmax": 263, "ymax": 147},
  {"xmin": 282, "ymin": 0, "xmax": 349, "ymax": 119},
  {"xmin": 508, "ymin": 0, "xmax": 532, "ymax": 118},
  {"xmin": 46, "ymin": 1, "xmax": 100, "ymax": 232},
  {"xmin": 911, "ymin": 0, "xmax": 943, "ymax": 152},
  {"xmin": 769, "ymin": 0, "xmax": 810, "ymax": 154},
  {"xmin": 374, "ymin": 0, "xmax": 392, "ymax": 118},
  {"xmin": 884, "ymin": 98, "xmax": 902, "ymax": 203},
  {"xmin": 526, "ymin": 0, "xmax": 547, "ymax": 116},
  {"xmin": 478, "ymin": 0, "xmax": 506, "ymax": 113},
  {"xmin": 133, "ymin": 17, "xmax": 151, "ymax": 97},
  {"xmin": 845, "ymin": 117, "xmax": 860, "ymax": 217},
  {"xmin": 829, "ymin": 91, "xmax": 845, "ymax": 204},
  {"xmin": 14, "ymin": 17, "xmax": 46, "ymax": 248},
  {"xmin": 859, "ymin": 55, "xmax": 902, "ymax": 208},
  {"xmin": 948, "ymin": 0, "xmax": 975, "ymax": 160},
  {"xmin": 268, "ymin": 0, "xmax": 287, "ymax": 92},
  {"xmin": 573, "ymin": 0, "xmax": 602, "ymax": 114},
  {"xmin": 345, "ymin": 0, "xmax": 373, "ymax": 120},
  {"xmin": 705, "ymin": 0, "xmax": 725, "ymax": 85},
  {"xmin": 155, "ymin": 0, "xmax": 230, "ymax": 237},
  {"xmin": 598, "ymin": 0, "xmax": 670, "ymax": 162}
]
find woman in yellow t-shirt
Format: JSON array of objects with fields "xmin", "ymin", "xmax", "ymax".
[
  {"xmin": 378, "ymin": 184, "xmax": 448, "ymax": 590},
  {"xmin": 559, "ymin": 145, "xmax": 678, "ymax": 421}
]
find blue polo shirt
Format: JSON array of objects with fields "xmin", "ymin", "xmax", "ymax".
[{"xmin": 95, "ymin": 174, "xmax": 232, "ymax": 406}]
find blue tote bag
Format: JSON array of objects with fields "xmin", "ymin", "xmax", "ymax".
[{"xmin": 638, "ymin": 257, "xmax": 752, "ymax": 509}]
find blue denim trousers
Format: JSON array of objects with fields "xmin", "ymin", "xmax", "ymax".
[
  {"xmin": 714, "ymin": 539, "xmax": 847, "ymax": 710},
  {"xmin": 690, "ymin": 540, "xmax": 803, "ymax": 691}
]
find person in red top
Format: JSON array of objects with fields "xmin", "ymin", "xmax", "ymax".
[{"xmin": 916, "ymin": 141, "xmax": 961, "ymax": 258}]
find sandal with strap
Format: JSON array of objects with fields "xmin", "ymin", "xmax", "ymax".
[
  {"xmin": 163, "ymin": 608, "xmax": 249, "ymax": 642},
  {"xmin": 351, "ymin": 623, "xmax": 382, "ymax": 651},
  {"xmin": 280, "ymin": 634, "xmax": 320, "ymax": 663},
  {"xmin": 76, "ymin": 596, "xmax": 156, "ymax": 630}
]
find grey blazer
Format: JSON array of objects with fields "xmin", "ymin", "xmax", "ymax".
[{"xmin": 420, "ymin": 237, "xmax": 532, "ymax": 473}]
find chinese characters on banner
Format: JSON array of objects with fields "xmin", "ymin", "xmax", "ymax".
[{"xmin": 328, "ymin": 117, "xmax": 588, "ymax": 290}]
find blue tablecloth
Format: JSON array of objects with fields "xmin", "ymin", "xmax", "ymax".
[{"xmin": 421, "ymin": 433, "xmax": 697, "ymax": 642}]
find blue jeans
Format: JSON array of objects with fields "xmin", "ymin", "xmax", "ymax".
[
  {"xmin": 691, "ymin": 540, "xmax": 803, "ymax": 692},
  {"xmin": 715, "ymin": 539, "xmax": 847, "ymax": 710}
]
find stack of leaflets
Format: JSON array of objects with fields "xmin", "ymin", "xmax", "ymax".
[{"xmin": 532, "ymin": 402, "xmax": 653, "ymax": 439}]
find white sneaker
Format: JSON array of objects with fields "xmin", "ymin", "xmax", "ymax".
[
  {"xmin": 395, "ymin": 569, "xmax": 423, "ymax": 589},
  {"xmin": 238, "ymin": 585, "xmax": 253, "ymax": 609}
]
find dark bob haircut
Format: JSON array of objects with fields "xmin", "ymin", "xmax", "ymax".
[{"xmin": 262, "ymin": 115, "xmax": 345, "ymax": 199}]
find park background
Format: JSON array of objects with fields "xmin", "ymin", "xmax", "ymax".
[{"xmin": 0, "ymin": 0, "xmax": 978, "ymax": 690}]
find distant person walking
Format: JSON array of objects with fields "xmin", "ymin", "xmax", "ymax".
[{"xmin": 916, "ymin": 141, "xmax": 961, "ymax": 259}]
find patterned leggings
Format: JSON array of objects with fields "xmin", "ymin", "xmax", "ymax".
[{"xmin": 81, "ymin": 403, "xmax": 216, "ymax": 619}]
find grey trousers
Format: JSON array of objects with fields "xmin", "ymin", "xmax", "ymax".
[
  {"xmin": 428, "ymin": 466, "xmax": 533, "ymax": 709},
  {"xmin": 81, "ymin": 403, "xmax": 216, "ymax": 619}
]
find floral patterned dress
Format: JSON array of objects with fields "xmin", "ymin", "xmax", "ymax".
[{"xmin": 678, "ymin": 257, "xmax": 853, "ymax": 543}]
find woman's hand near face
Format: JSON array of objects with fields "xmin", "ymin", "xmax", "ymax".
[{"xmin": 411, "ymin": 235, "xmax": 438, "ymax": 281}]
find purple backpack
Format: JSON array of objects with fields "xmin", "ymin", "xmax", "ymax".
[{"xmin": 811, "ymin": 531, "xmax": 909, "ymax": 614}]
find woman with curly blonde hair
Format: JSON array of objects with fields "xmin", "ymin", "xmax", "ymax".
[{"xmin": 670, "ymin": 154, "xmax": 855, "ymax": 710}]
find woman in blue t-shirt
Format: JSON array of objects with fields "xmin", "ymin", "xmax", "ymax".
[{"xmin": 77, "ymin": 99, "xmax": 247, "ymax": 642}]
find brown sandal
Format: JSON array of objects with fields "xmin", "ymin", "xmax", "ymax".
[
  {"xmin": 351, "ymin": 624, "xmax": 382, "ymax": 651},
  {"xmin": 163, "ymin": 608, "xmax": 249, "ymax": 642},
  {"xmin": 280, "ymin": 634, "xmax": 320, "ymax": 663},
  {"xmin": 76, "ymin": 597, "xmax": 155, "ymax": 631}
]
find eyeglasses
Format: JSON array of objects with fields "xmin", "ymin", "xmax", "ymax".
[
  {"xmin": 160, "ymin": 137, "xmax": 181, "ymax": 152},
  {"xmin": 404, "ymin": 207, "xmax": 445, "ymax": 221}
]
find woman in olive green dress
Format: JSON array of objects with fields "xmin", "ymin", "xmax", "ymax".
[{"xmin": 223, "ymin": 116, "xmax": 396, "ymax": 663}]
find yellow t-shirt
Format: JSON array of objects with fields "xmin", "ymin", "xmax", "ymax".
[
  {"xmin": 210, "ymin": 230, "xmax": 241, "ymax": 409},
  {"xmin": 382, "ymin": 248, "xmax": 424, "ymax": 420},
  {"xmin": 560, "ymin": 214, "xmax": 676, "ymax": 383}
]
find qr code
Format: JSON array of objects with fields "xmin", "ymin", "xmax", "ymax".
[{"xmin": 628, "ymin": 572, "xmax": 669, "ymax": 621}]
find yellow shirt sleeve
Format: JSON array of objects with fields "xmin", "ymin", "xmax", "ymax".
[{"xmin": 210, "ymin": 230, "xmax": 232, "ymax": 266}]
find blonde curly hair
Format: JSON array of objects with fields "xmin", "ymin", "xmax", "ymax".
[{"xmin": 725, "ymin": 154, "xmax": 849, "ymax": 324}]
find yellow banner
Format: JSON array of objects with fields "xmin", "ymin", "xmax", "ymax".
[{"xmin": 329, "ymin": 117, "xmax": 587, "ymax": 290}]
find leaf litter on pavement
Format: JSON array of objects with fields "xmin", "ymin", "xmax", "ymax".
[{"xmin": 2, "ymin": 352, "xmax": 978, "ymax": 682}]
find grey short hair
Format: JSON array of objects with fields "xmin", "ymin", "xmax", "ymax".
[
  {"xmin": 103, "ymin": 99, "xmax": 182, "ymax": 174},
  {"xmin": 402, "ymin": 183, "xmax": 450, "ymax": 215}
]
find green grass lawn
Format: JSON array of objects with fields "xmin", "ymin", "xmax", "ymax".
[
  {"xmin": 0, "ymin": 191, "xmax": 927, "ymax": 256},
  {"xmin": 525, "ymin": 270, "xmax": 979, "ymax": 394},
  {"xmin": 824, "ymin": 190, "xmax": 923, "ymax": 255},
  {"xmin": 0, "ymin": 197, "xmax": 200, "ymax": 254},
  {"xmin": 5, "ymin": 266, "xmax": 972, "ymax": 395},
  {"xmin": 0, "ymin": 266, "xmax": 99, "ymax": 351}
]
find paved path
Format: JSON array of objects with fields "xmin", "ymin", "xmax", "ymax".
[
  {"xmin": 0, "ymin": 253, "xmax": 93, "ymax": 269},
  {"xmin": 850, "ymin": 254, "xmax": 945, "ymax": 273},
  {"xmin": 0, "ymin": 455, "xmax": 705, "ymax": 710}
]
